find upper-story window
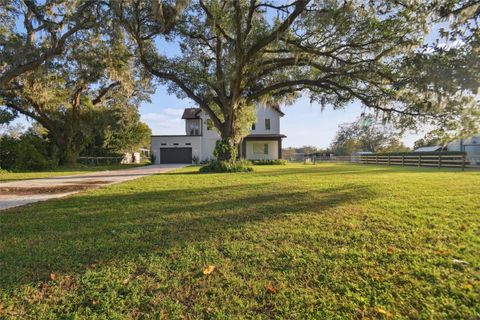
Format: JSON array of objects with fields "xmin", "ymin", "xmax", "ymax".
[
  {"xmin": 189, "ymin": 121, "xmax": 200, "ymax": 135},
  {"xmin": 206, "ymin": 119, "xmax": 213, "ymax": 130},
  {"xmin": 265, "ymin": 118, "xmax": 271, "ymax": 130},
  {"xmin": 251, "ymin": 123, "xmax": 256, "ymax": 130}
]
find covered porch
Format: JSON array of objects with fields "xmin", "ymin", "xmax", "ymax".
[{"xmin": 239, "ymin": 134, "xmax": 286, "ymax": 160}]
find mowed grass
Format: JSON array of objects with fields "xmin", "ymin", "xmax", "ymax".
[
  {"xmin": 0, "ymin": 164, "xmax": 147, "ymax": 182},
  {"xmin": 1, "ymin": 163, "xmax": 479, "ymax": 319}
]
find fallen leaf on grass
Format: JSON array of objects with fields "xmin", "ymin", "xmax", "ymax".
[
  {"xmin": 266, "ymin": 283, "xmax": 278, "ymax": 294},
  {"xmin": 387, "ymin": 247, "xmax": 395, "ymax": 255},
  {"xmin": 203, "ymin": 265, "xmax": 215, "ymax": 275},
  {"xmin": 452, "ymin": 259, "xmax": 469, "ymax": 265},
  {"xmin": 122, "ymin": 278, "xmax": 130, "ymax": 285},
  {"xmin": 376, "ymin": 308, "xmax": 392, "ymax": 318},
  {"xmin": 464, "ymin": 283, "xmax": 473, "ymax": 290},
  {"xmin": 49, "ymin": 273, "xmax": 57, "ymax": 281}
]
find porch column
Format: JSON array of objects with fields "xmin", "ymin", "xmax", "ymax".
[
  {"xmin": 241, "ymin": 139, "xmax": 247, "ymax": 158},
  {"xmin": 278, "ymin": 138, "xmax": 282, "ymax": 159}
]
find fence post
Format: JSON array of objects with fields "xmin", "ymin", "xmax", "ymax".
[
  {"xmin": 402, "ymin": 155, "xmax": 405, "ymax": 167},
  {"xmin": 388, "ymin": 155, "xmax": 390, "ymax": 166},
  {"xmin": 375, "ymin": 155, "xmax": 378, "ymax": 165},
  {"xmin": 418, "ymin": 155, "xmax": 421, "ymax": 167},
  {"xmin": 438, "ymin": 155, "xmax": 441, "ymax": 168},
  {"xmin": 462, "ymin": 153, "xmax": 466, "ymax": 171}
]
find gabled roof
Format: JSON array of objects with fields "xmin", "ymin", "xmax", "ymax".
[
  {"xmin": 271, "ymin": 104, "xmax": 285, "ymax": 116},
  {"xmin": 181, "ymin": 108, "xmax": 202, "ymax": 119},
  {"xmin": 245, "ymin": 134, "xmax": 286, "ymax": 139}
]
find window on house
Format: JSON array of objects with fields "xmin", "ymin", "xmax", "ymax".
[
  {"xmin": 173, "ymin": 143, "xmax": 179, "ymax": 146},
  {"xmin": 206, "ymin": 119, "xmax": 213, "ymax": 130},
  {"xmin": 161, "ymin": 143, "xmax": 167, "ymax": 146},
  {"xmin": 189, "ymin": 121, "xmax": 200, "ymax": 135},
  {"xmin": 253, "ymin": 143, "xmax": 269, "ymax": 155},
  {"xmin": 251, "ymin": 123, "xmax": 256, "ymax": 130},
  {"xmin": 265, "ymin": 118, "xmax": 271, "ymax": 130},
  {"xmin": 185, "ymin": 143, "xmax": 191, "ymax": 145}
]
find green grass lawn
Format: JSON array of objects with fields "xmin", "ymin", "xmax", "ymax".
[
  {"xmin": 0, "ymin": 163, "xmax": 147, "ymax": 183},
  {"xmin": 1, "ymin": 163, "xmax": 479, "ymax": 319}
]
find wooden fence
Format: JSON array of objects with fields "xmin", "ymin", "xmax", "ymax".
[{"xmin": 359, "ymin": 154, "xmax": 468, "ymax": 170}]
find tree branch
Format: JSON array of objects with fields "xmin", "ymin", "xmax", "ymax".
[
  {"xmin": 92, "ymin": 81, "xmax": 121, "ymax": 105},
  {"xmin": 245, "ymin": 0, "xmax": 308, "ymax": 62},
  {"xmin": 199, "ymin": 0, "xmax": 234, "ymax": 42}
]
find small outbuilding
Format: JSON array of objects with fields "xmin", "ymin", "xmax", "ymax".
[
  {"xmin": 414, "ymin": 146, "xmax": 443, "ymax": 152},
  {"xmin": 447, "ymin": 134, "xmax": 480, "ymax": 165}
]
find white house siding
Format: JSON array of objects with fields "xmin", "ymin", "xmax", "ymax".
[
  {"xmin": 245, "ymin": 140, "xmax": 279, "ymax": 160},
  {"xmin": 198, "ymin": 112, "xmax": 221, "ymax": 161},
  {"xmin": 250, "ymin": 106, "xmax": 281, "ymax": 135},
  {"xmin": 151, "ymin": 136, "xmax": 202, "ymax": 164}
]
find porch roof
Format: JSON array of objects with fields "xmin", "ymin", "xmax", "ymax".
[{"xmin": 244, "ymin": 134, "xmax": 286, "ymax": 139}]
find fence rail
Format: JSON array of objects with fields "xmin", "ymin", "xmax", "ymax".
[
  {"xmin": 303, "ymin": 154, "xmax": 480, "ymax": 170},
  {"xmin": 359, "ymin": 154, "xmax": 468, "ymax": 170}
]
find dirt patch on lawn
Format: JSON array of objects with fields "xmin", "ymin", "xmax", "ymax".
[
  {"xmin": 0, "ymin": 184, "xmax": 103, "ymax": 195},
  {"xmin": 62, "ymin": 180, "xmax": 110, "ymax": 185}
]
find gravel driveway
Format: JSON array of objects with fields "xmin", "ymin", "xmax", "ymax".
[{"xmin": 0, "ymin": 164, "xmax": 186, "ymax": 210}]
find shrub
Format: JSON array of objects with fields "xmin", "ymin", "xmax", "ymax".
[
  {"xmin": 0, "ymin": 133, "xmax": 57, "ymax": 171},
  {"xmin": 252, "ymin": 159, "xmax": 287, "ymax": 165},
  {"xmin": 14, "ymin": 135, "xmax": 57, "ymax": 171},
  {"xmin": 0, "ymin": 135, "xmax": 17, "ymax": 170},
  {"xmin": 199, "ymin": 159, "xmax": 253, "ymax": 173},
  {"xmin": 150, "ymin": 152, "xmax": 157, "ymax": 164}
]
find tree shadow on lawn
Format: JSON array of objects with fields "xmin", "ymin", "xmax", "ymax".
[
  {"xmin": 240, "ymin": 165, "xmax": 472, "ymax": 177},
  {"xmin": 0, "ymin": 181, "xmax": 376, "ymax": 290},
  {"xmin": 163, "ymin": 165, "xmax": 394, "ymax": 177}
]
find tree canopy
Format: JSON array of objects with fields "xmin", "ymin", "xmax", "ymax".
[
  {"xmin": 393, "ymin": 0, "xmax": 480, "ymax": 137},
  {"xmin": 0, "ymin": 0, "xmax": 105, "ymax": 89}
]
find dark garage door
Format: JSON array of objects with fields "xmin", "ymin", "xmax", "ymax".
[{"xmin": 160, "ymin": 148, "xmax": 192, "ymax": 164}]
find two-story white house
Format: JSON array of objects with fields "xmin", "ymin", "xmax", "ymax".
[{"xmin": 151, "ymin": 104, "xmax": 286, "ymax": 164}]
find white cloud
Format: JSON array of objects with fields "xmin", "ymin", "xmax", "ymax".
[
  {"xmin": 141, "ymin": 108, "xmax": 185, "ymax": 135},
  {"xmin": 162, "ymin": 108, "xmax": 184, "ymax": 116}
]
